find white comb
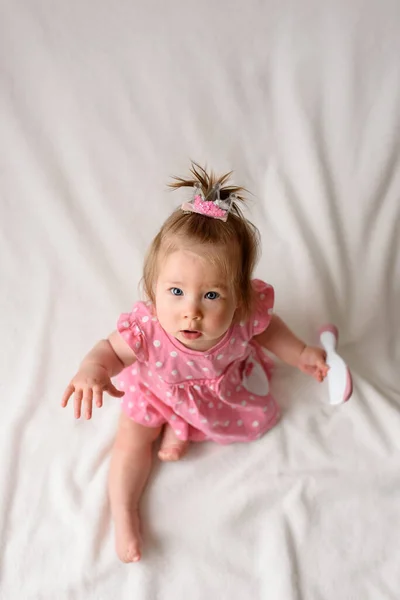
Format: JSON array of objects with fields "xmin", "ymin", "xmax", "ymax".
[{"xmin": 319, "ymin": 325, "xmax": 352, "ymax": 405}]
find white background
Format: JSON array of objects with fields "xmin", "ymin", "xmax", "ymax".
[{"xmin": 1, "ymin": 0, "xmax": 399, "ymax": 598}]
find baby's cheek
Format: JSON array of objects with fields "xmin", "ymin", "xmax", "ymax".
[
  {"xmin": 156, "ymin": 308, "xmax": 174, "ymax": 331},
  {"xmin": 214, "ymin": 312, "xmax": 233, "ymax": 333}
]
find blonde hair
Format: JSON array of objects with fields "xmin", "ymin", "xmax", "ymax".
[{"xmin": 142, "ymin": 163, "xmax": 261, "ymax": 320}]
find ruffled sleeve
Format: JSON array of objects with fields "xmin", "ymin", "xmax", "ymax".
[
  {"xmin": 117, "ymin": 306, "xmax": 149, "ymax": 362},
  {"xmin": 250, "ymin": 279, "xmax": 275, "ymax": 336}
]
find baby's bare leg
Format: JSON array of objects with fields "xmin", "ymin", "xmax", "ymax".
[{"xmin": 108, "ymin": 413, "xmax": 161, "ymax": 563}]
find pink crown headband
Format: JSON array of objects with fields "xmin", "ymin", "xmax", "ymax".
[{"xmin": 181, "ymin": 184, "xmax": 235, "ymax": 222}]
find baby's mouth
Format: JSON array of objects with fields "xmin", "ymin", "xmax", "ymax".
[{"xmin": 180, "ymin": 330, "xmax": 202, "ymax": 340}]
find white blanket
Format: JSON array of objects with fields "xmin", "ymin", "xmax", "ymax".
[{"xmin": 1, "ymin": 0, "xmax": 399, "ymax": 598}]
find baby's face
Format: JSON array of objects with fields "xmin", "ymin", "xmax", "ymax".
[{"xmin": 154, "ymin": 245, "xmax": 237, "ymax": 351}]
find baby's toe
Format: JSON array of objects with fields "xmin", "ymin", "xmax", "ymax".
[{"xmin": 121, "ymin": 542, "xmax": 141, "ymax": 563}]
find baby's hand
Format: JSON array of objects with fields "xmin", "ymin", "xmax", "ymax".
[
  {"xmin": 61, "ymin": 363, "xmax": 124, "ymax": 419},
  {"xmin": 297, "ymin": 346, "xmax": 329, "ymax": 383}
]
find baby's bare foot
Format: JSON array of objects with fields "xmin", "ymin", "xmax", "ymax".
[
  {"xmin": 158, "ymin": 443, "xmax": 188, "ymax": 461},
  {"xmin": 114, "ymin": 508, "xmax": 142, "ymax": 563},
  {"xmin": 158, "ymin": 424, "xmax": 189, "ymax": 461}
]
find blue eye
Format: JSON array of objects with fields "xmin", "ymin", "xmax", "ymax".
[
  {"xmin": 170, "ymin": 287, "xmax": 183, "ymax": 296},
  {"xmin": 205, "ymin": 291, "xmax": 220, "ymax": 300}
]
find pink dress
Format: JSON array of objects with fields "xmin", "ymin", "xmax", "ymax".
[{"xmin": 117, "ymin": 279, "xmax": 280, "ymax": 444}]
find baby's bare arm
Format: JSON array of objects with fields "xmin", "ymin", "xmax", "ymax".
[
  {"xmin": 84, "ymin": 331, "xmax": 136, "ymax": 375},
  {"xmin": 254, "ymin": 315, "xmax": 329, "ymax": 382},
  {"xmin": 254, "ymin": 314, "xmax": 306, "ymax": 366},
  {"xmin": 62, "ymin": 331, "xmax": 136, "ymax": 419}
]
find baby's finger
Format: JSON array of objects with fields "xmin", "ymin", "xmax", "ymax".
[
  {"xmin": 93, "ymin": 386, "xmax": 103, "ymax": 408},
  {"xmin": 319, "ymin": 363, "xmax": 329, "ymax": 377},
  {"xmin": 61, "ymin": 384, "xmax": 74, "ymax": 407},
  {"xmin": 74, "ymin": 389, "xmax": 83, "ymax": 419},
  {"xmin": 317, "ymin": 365, "xmax": 329, "ymax": 381},
  {"xmin": 83, "ymin": 388, "xmax": 93, "ymax": 420},
  {"xmin": 106, "ymin": 382, "xmax": 125, "ymax": 398}
]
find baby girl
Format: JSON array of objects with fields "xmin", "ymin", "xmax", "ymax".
[{"xmin": 62, "ymin": 163, "xmax": 328, "ymax": 563}]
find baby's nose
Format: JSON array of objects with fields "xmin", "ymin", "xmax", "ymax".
[{"xmin": 184, "ymin": 300, "xmax": 202, "ymax": 320}]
